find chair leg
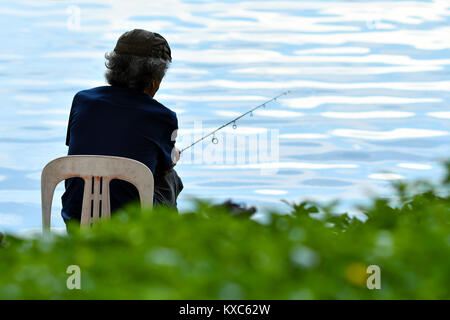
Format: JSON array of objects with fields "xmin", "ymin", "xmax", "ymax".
[{"xmin": 41, "ymin": 177, "xmax": 56, "ymax": 232}]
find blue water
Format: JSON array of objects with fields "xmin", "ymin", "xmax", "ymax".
[{"xmin": 0, "ymin": 0, "xmax": 449, "ymax": 234}]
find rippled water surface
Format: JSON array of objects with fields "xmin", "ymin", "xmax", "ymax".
[{"xmin": 1, "ymin": 0, "xmax": 449, "ymax": 233}]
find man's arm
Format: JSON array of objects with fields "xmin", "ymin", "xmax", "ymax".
[{"xmin": 158, "ymin": 112, "xmax": 179, "ymax": 175}]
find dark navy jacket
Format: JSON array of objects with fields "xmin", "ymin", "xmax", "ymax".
[{"xmin": 61, "ymin": 85, "xmax": 177, "ymax": 220}]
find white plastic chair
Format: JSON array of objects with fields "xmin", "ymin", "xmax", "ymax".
[{"xmin": 41, "ymin": 155, "xmax": 154, "ymax": 231}]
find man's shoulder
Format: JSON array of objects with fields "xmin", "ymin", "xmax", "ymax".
[
  {"xmin": 71, "ymin": 87, "xmax": 178, "ymax": 126},
  {"xmin": 74, "ymin": 86, "xmax": 109, "ymax": 99}
]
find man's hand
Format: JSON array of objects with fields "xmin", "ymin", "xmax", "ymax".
[
  {"xmin": 163, "ymin": 148, "xmax": 180, "ymax": 175},
  {"xmin": 172, "ymin": 147, "xmax": 180, "ymax": 164}
]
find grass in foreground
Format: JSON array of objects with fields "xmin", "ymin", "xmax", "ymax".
[{"xmin": 0, "ymin": 163, "xmax": 449, "ymax": 299}]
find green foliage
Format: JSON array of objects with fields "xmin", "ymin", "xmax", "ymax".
[{"xmin": 0, "ymin": 166, "xmax": 449, "ymax": 299}]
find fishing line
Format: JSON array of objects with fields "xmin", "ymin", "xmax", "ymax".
[{"xmin": 180, "ymin": 90, "xmax": 292, "ymax": 153}]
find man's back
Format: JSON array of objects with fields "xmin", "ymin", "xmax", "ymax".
[{"xmin": 61, "ymin": 85, "xmax": 178, "ymax": 221}]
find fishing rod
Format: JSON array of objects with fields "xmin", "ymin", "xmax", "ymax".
[{"xmin": 180, "ymin": 90, "xmax": 292, "ymax": 153}]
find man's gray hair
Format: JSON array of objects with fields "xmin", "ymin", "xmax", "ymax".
[{"xmin": 104, "ymin": 51, "xmax": 171, "ymax": 92}]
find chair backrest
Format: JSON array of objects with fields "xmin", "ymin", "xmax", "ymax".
[{"xmin": 41, "ymin": 155, "xmax": 154, "ymax": 231}]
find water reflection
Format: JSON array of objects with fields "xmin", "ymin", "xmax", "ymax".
[
  {"xmin": 331, "ymin": 128, "xmax": 449, "ymax": 140},
  {"xmin": 0, "ymin": 0, "xmax": 449, "ymax": 233},
  {"xmin": 281, "ymin": 96, "xmax": 441, "ymax": 109}
]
